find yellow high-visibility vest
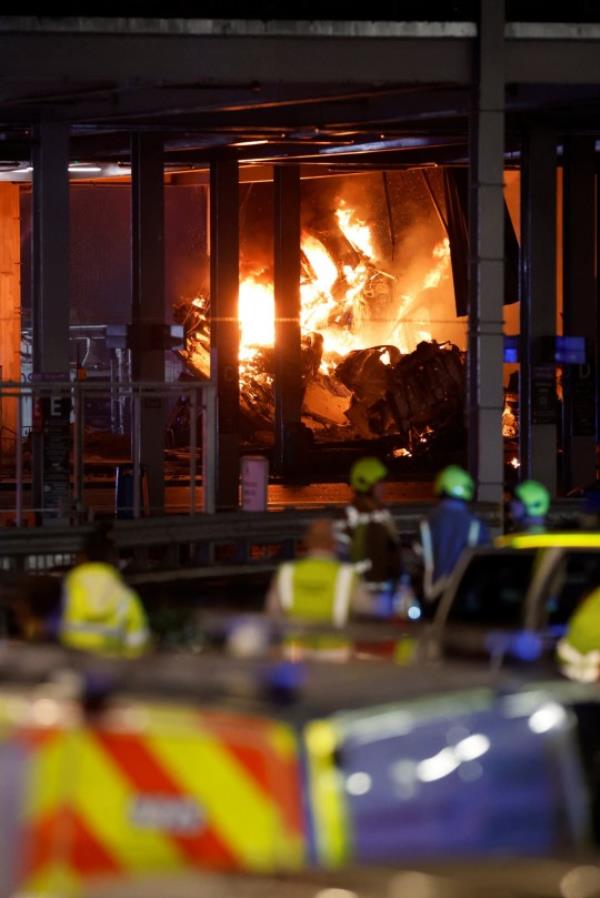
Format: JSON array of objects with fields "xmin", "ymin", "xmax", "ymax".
[{"xmin": 61, "ymin": 562, "xmax": 149, "ymax": 657}]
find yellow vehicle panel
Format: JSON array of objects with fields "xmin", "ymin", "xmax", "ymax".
[{"xmin": 0, "ymin": 692, "xmax": 305, "ymax": 896}]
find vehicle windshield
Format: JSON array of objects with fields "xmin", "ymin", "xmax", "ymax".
[
  {"xmin": 445, "ymin": 551, "xmax": 536, "ymax": 627},
  {"xmin": 545, "ymin": 550, "xmax": 600, "ymax": 627}
]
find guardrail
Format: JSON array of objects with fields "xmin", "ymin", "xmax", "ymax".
[
  {"xmin": 1, "ymin": 499, "xmax": 576, "ymax": 582},
  {"xmin": 0, "ymin": 378, "xmax": 217, "ymax": 522}
]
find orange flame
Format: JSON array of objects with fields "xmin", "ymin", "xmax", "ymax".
[
  {"xmin": 335, "ymin": 201, "xmax": 375, "ymax": 257},
  {"xmin": 234, "ymin": 203, "xmax": 452, "ymax": 378},
  {"xmin": 239, "ymin": 276, "xmax": 274, "ymax": 357}
]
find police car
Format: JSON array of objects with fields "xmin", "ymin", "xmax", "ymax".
[{"xmin": 425, "ymin": 532, "xmax": 600, "ymax": 666}]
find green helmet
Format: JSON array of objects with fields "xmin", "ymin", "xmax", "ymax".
[
  {"xmin": 434, "ymin": 465, "xmax": 474, "ymax": 501},
  {"xmin": 350, "ymin": 457, "xmax": 387, "ymax": 493},
  {"xmin": 514, "ymin": 480, "xmax": 550, "ymax": 518}
]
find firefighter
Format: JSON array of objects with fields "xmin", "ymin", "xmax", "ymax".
[
  {"xmin": 265, "ymin": 518, "xmax": 372, "ymax": 658},
  {"xmin": 510, "ymin": 480, "xmax": 550, "ymax": 534},
  {"xmin": 419, "ymin": 465, "xmax": 489, "ymax": 603},
  {"xmin": 336, "ymin": 456, "xmax": 402, "ymax": 617},
  {"xmin": 60, "ymin": 526, "xmax": 149, "ymax": 657},
  {"xmin": 557, "ymin": 586, "xmax": 600, "ymax": 682}
]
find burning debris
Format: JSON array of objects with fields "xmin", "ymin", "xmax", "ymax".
[{"xmin": 174, "ymin": 196, "xmax": 466, "ymax": 453}]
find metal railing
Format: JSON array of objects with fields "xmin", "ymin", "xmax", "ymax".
[{"xmin": 0, "ymin": 378, "xmax": 217, "ymax": 524}]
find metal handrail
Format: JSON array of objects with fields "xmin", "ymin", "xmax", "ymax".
[{"xmin": 0, "ymin": 378, "xmax": 217, "ymax": 522}]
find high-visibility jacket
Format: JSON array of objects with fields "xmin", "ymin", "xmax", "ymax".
[
  {"xmin": 557, "ymin": 587, "xmax": 600, "ymax": 682},
  {"xmin": 60, "ymin": 562, "xmax": 149, "ymax": 657},
  {"xmin": 275, "ymin": 555, "xmax": 358, "ymax": 627},
  {"xmin": 273, "ymin": 555, "xmax": 362, "ymax": 660},
  {"xmin": 420, "ymin": 498, "xmax": 489, "ymax": 601}
]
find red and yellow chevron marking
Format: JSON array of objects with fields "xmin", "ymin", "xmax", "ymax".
[{"xmin": 15, "ymin": 704, "xmax": 306, "ymax": 895}]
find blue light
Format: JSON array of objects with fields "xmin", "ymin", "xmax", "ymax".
[
  {"xmin": 408, "ymin": 606, "xmax": 422, "ymax": 621},
  {"xmin": 504, "ymin": 336, "xmax": 519, "ymax": 363},
  {"xmin": 555, "ymin": 336, "xmax": 586, "ymax": 365},
  {"xmin": 509, "ymin": 630, "xmax": 543, "ymax": 662}
]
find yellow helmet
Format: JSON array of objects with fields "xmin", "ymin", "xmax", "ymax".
[
  {"xmin": 350, "ymin": 457, "xmax": 387, "ymax": 493},
  {"xmin": 434, "ymin": 465, "xmax": 475, "ymax": 501}
]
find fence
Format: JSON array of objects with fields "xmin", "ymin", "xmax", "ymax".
[{"xmin": 0, "ymin": 378, "xmax": 217, "ymax": 525}]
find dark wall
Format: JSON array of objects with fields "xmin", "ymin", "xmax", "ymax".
[{"xmin": 20, "ymin": 183, "xmax": 206, "ymax": 327}]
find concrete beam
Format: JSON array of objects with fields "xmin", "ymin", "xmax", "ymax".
[
  {"xmin": 519, "ymin": 129, "xmax": 557, "ymax": 494},
  {"xmin": 31, "ymin": 121, "xmax": 71, "ymax": 522},
  {"xmin": 131, "ymin": 132, "xmax": 166, "ymax": 515},
  {"xmin": 468, "ymin": 0, "xmax": 505, "ymax": 507},
  {"xmin": 273, "ymin": 164, "xmax": 302, "ymax": 474},
  {"xmin": 0, "ymin": 34, "xmax": 473, "ymax": 87},
  {"xmin": 210, "ymin": 158, "xmax": 240, "ymax": 510},
  {"xmin": 562, "ymin": 136, "xmax": 597, "ymax": 491}
]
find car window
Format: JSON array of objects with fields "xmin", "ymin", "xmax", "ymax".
[
  {"xmin": 446, "ymin": 551, "xmax": 536, "ymax": 627},
  {"xmin": 545, "ymin": 551, "xmax": 600, "ymax": 627}
]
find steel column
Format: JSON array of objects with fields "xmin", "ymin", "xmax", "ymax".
[
  {"xmin": 32, "ymin": 121, "xmax": 71, "ymax": 522},
  {"xmin": 210, "ymin": 158, "xmax": 240, "ymax": 510},
  {"xmin": 519, "ymin": 130, "xmax": 558, "ymax": 494},
  {"xmin": 467, "ymin": 0, "xmax": 505, "ymax": 506},
  {"xmin": 131, "ymin": 133, "xmax": 166, "ymax": 515},
  {"xmin": 562, "ymin": 136, "xmax": 597, "ymax": 490},
  {"xmin": 274, "ymin": 164, "xmax": 303, "ymax": 474}
]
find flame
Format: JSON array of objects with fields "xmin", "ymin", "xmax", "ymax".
[
  {"xmin": 238, "ymin": 277, "xmax": 274, "ymax": 358},
  {"xmin": 335, "ymin": 201, "xmax": 375, "ymax": 258},
  {"xmin": 502, "ymin": 402, "xmax": 517, "ymax": 439},
  {"xmin": 391, "ymin": 238, "xmax": 451, "ymax": 353},
  {"xmin": 422, "ymin": 238, "xmax": 451, "ymax": 289},
  {"xmin": 204, "ymin": 202, "xmax": 455, "ymax": 383},
  {"xmin": 510, "ymin": 456, "xmax": 521, "ymax": 469}
]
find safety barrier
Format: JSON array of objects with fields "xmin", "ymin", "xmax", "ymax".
[
  {"xmin": 0, "ymin": 378, "xmax": 217, "ymax": 524},
  {"xmin": 0, "ymin": 498, "xmax": 585, "ymax": 581},
  {"xmin": 0, "ymin": 502, "xmax": 508, "ymax": 580}
]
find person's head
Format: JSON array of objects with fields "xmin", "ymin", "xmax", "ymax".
[
  {"xmin": 80, "ymin": 524, "xmax": 117, "ymax": 564},
  {"xmin": 511, "ymin": 480, "xmax": 550, "ymax": 525},
  {"xmin": 350, "ymin": 457, "xmax": 388, "ymax": 501},
  {"xmin": 434, "ymin": 465, "xmax": 475, "ymax": 502},
  {"xmin": 305, "ymin": 518, "xmax": 336, "ymax": 554}
]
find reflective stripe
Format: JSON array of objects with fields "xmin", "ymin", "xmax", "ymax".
[
  {"xmin": 420, "ymin": 520, "xmax": 440, "ymax": 601},
  {"xmin": 467, "ymin": 520, "xmax": 481, "ymax": 547},
  {"xmin": 278, "ymin": 564, "xmax": 295, "ymax": 610},
  {"xmin": 305, "ymin": 720, "xmax": 349, "ymax": 867},
  {"xmin": 354, "ymin": 559, "xmax": 372, "ymax": 575},
  {"xmin": 344, "ymin": 506, "xmax": 393, "ymax": 527},
  {"xmin": 62, "ymin": 622, "xmax": 124, "ymax": 638},
  {"xmin": 332, "ymin": 565, "xmax": 354, "ymax": 627},
  {"xmin": 420, "ymin": 521, "xmax": 433, "ymax": 570},
  {"xmin": 125, "ymin": 628, "xmax": 149, "ymax": 648},
  {"xmin": 345, "ymin": 506, "xmax": 359, "ymax": 528}
]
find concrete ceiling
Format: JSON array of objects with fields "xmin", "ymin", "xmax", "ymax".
[{"xmin": 2, "ymin": 16, "xmax": 600, "ymax": 175}]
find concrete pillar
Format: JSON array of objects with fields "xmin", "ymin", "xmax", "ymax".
[
  {"xmin": 32, "ymin": 121, "xmax": 71, "ymax": 521},
  {"xmin": 209, "ymin": 158, "xmax": 240, "ymax": 510},
  {"xmin": 131, "ymin": 133, "xmax": 166, "ymax": 515},
  {"xmin": 562, "ymin": 136, "xmax": 597, "ymax": 490},
  {"xmin": 0, "ymin": 184, "xmax": 21, "ymax": 453},
  {"xmin": 274, "ymin": 164, "xmax": 302, "ymax": 474},
  {"xmin": 467, "ymin": 0, "xmax": 505, "ymax": 505},
  {"xmin": 519, "ymin": 130, "xmax": 558, "ymax": 494}
]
